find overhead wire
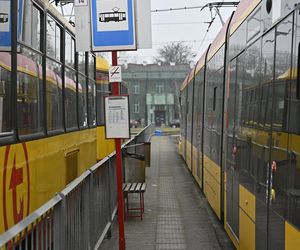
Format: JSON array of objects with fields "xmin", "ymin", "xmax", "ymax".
[
  {"xmin": 195, "ymin": 0, "xmax": 225, "ymax": 58},
  {"xmin": 152, "ymin": 21, "xmax": 221, "ymax": 26},
  {"xmin": 151, "ymin": 5, "xmax": 234, "ymax": 13}
]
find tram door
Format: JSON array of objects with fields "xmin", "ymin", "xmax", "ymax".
[
  {"xmin": 284, "ymin": 8, "xmax": 300, "ymax": 243},
  {"xmin": 181, "ymin": 88, "xmax": 188, "ymax": 161},
  {"xmin": 266, "ymin": 11, "xmax": 300, "ymax": 249},
  {"xmin": 256, "ymin": 14, "xmax": 292, "ymax": 249},
  {"xmin": 225, "ymin": 57, "xmax": 240, "ymax": 240}
]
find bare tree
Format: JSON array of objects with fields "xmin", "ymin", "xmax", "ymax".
[{"xmin": 154, "ymin": 42, "xmax": 195, "ymax": 65}]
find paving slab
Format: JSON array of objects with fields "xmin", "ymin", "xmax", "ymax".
[{"xmin": 99, "ymin": 136, "xmax": 234, "ymax": 250}]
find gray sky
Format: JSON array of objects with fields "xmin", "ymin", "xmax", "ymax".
[
  {"xmin": 120, "ymin": 0, "xmax": 236, "ymax": 65},
  {"xmin": 54, "ymin": 0, "xmax": 236, "ymax": 65}
]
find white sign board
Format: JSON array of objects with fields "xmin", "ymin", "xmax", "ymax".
[
  {"xmin": 135, "ymin": 0, "xmax": 152, "ymax": 49},
  {"xmin": 109, "ymin": 66, "xmax": 122, "ymax": 82},
  {"xmin": 105, "ymin": 96, "xmax": 130, "ymax": 139},
  {"xmin": 74, "ymin": 0, "xmax": 88, "ymax": 6},
  {"xmin": 75, "ymin": 0, "xmax": 91, "ymax": 52},
  {"xmin": 74, "ymin": 0, "xmax": 89, "ymax": 7}
]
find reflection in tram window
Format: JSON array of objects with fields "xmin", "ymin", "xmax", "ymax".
[
  {"xmin": 88, "ymin": 54, "xmax": 96, "ymax": 126},
  {"xmin": 78, "ymin": 52, "xmax": 85, "ymax": 74},
  {"xmin": 88, "ymin": 53, "xmax": 95, "ymax": 79},
  {"xmin": 65, "ymin": 32, "xmax": 75, "ymax": 69},
  {"xmin": 96, "ymin": 69, "xmax": 109, "ymax": 125},
  {"xmin": 22, "ymin": 4, "xmax": 41, "ymax": 51},
  {"xmin": 65, "ymin": 69, "xmax": 77, "ymax": 129},
  {"xmin": 260, "ymin": 31, "xmax": 275, "ymax": 128},
  {"xmin": 88, "ymin": 81, "xmax": 96, "ymax": 126},
  {"xmin": 46, "ymin": 59, "xmax": 63, "ymax": 131},
  {"xmin": 0, "ymin": 53, "xmax": 12, "ymax": 135},
  {"xmin": 17, "ymin": 48, "xmax": 43, "ymax": 135},
  {"xmin": 78, "ymin": 75, "xmax": 88, "ymax": 128},
  {"xmin": 47, "ymin": 15, "xmax": 61, "ymax": 61}
]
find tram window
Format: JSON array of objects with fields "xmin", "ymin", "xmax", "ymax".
[
  {"xmin": 46, "ymin": 59, "xmax": 63, "ymax": 131},
  {"xmin": 88, "ymin": 81, "xmax": 96, "ymax": 126},
  {"xmin": 260, "ymin": 31, "xmax": 275, "ymax": 128},
  {"xmin": 88, "ymin": 54, "xmax": 95, "ymax": 79},
  {"xmin": 65, "ymin": 69, "xmax": 77, "ymax": 129},
  {"xmin": 243, "ymin": 36, "xmax": 261, "ymax": 131},
  {"xmin": 17, "ymin": 48, "xmax": 43, "ymax": 135},
  {"xmin": 22, "ymin": 4, "xmax": 41, "ymax": 52},
  {"xmin": 65, "ymin": 32, "xmax": 75, "ymax": 69},
  {"xmin": 47, "ymin": 15, "xmax": 61, "ymax": 62},
  {"xmin": 78, "ymin": 74, "xmax": 88, "ymax": 128},
  {"xmin": 227, "ymin": 60, "xmax": 236, "ymax": 132},
  {"xmin": 229, "ymin": 22, "xmax": 247, "ymax": 60},
  {"xmin": 246, "ymin": 7, "xmax": 261, "ymax": 43},
  {"xmin": 96, "ymin": 71, "xmax": 109, "ymax": 125},
  {"xmin": 273, "ymin": 15, "xmax": 293, "ymax": 130},
  {"xmin": 275, "ymin": 15, "xmax": 293, "ymax": 78},
  {"xmin": 78, "ymin": 52, "xmax": 85, "ymax": 74},
  {"xmin": 0, "ymin": 53, "xmax": 12, "ymax": 135}
]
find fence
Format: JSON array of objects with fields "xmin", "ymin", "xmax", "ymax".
[{"xmin": 0, "ymin": 124, "xmax": 155, "ymax": 250}]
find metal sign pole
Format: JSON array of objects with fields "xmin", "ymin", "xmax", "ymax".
[{"xmin": 112, "ymin": 51, "xmax": 126, "ymax": 250}]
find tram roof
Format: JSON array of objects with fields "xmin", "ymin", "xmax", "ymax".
[
  {"xmin": 230, "ymin": 0, "xmax": 261, "ymax": 35},
  {"xmin": 40, "ymin": 0, "xmax": 75, "ymax": 34},
  {"xmin": 187, "ymin": 67, "xmax": 196, "ymax": 83},
  {"xmin": 207, "ymin": 14, "xmax": 233, "ymax": 62},
  {"xmin": 195, "ymin": 48, "xmax": 208, "ymax": 75},
  {"xmin": 180, "ymin": 72, "xmax": 190, "ymax": 91}
]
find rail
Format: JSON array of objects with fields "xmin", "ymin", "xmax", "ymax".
[{"xmin": 0, "ymin": 124, "xmax": 155, "ymax": 250}]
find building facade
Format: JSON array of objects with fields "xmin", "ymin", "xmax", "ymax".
[{"xmin": 123, "ymin": 64, "xmax": 190, "ymax": 127}]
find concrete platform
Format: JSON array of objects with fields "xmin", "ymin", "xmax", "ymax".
[{"xmin": 99, "ymin": 136, "xmax": 234, "ymax": 250}]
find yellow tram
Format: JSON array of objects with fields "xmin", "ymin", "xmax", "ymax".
[
  {"xmin": 180, "ymin": 0, "xmax": 300, "ymax": 249},
  {"xmin": 0, "ymin": 0, "xmax": 115, "ymax": 234}
]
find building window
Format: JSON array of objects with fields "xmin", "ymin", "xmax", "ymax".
[
  {"xmin": 133, "ymin": 85, "xmax": 139, "ymax": 94},
  {"xmin": 156, "ymin": 84, "xmax": 164, "ymax": 94},
  {"xmin": 134, "ymin": 103, "xmax": 139, "ymax": 113}
]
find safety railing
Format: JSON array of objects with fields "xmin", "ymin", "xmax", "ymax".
[{"xmin": 0, "ymin": 124, "xmax": 154, "ymax": 250}]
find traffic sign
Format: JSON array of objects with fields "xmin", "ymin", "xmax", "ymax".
[
  {"xmin": 0, "ymin": 0, "xmax": 24, "ymax": 51},
  {"xmin": 90, "ymin": 0, "xmax": 136, "ymax": 51},
  {"xmin": 109, "ymin": 66, "xmax": 122, "ymax": 83}
]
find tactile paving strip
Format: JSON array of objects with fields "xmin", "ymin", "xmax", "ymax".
[{"xmin": 156, "ymin": 176, "xmax": 187, "ymax": 250}]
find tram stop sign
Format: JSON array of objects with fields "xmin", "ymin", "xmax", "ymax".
[{"xmin": 74, "ymin": 0, "xmax": 152, "ymax": 52}]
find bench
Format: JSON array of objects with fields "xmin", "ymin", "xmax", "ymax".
[{"xmin": 123, "ymin": 182, "xmax": 146, "ymax": 220}]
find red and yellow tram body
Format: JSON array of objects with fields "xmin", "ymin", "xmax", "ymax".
[{"xmin": 0, "ymin": 0, "xmax": 115, "ymax": 234}]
